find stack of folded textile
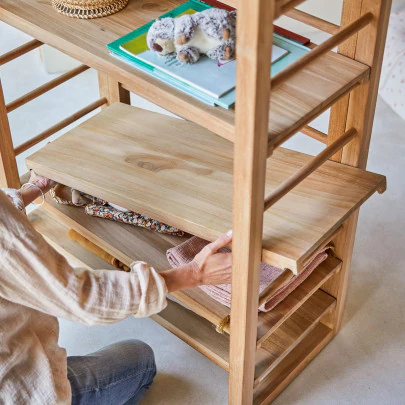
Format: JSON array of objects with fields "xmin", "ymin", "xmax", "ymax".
[{"xmin": 167, "ymin": 236, "xmax": 328, "ymax": 312}]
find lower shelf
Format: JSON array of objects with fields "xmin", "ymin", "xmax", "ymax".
[
  {"xmin": 30, "ymin": 203, "xmax": 337, "ymax": 402},
  {"xmin": 42, "ymin": 197, "xmax": 342, "ymax": 348},
  {"xmin": 253, "ymin": 323, "xmax": 334, "ymax": 405},
  {"xmin": 152, "ymin": 289, "xmax": 335, "ymax": 385},
  {"xmin": 28, "ymin": 207, "xmax": 116, "ymax": 270}
]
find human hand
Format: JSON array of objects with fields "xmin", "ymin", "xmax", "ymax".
[
  {"xmin": 190, "ymin": 231, "xmax": 233, "ymax": 286},
  {"xmin": 160, "ymin": 231, "xmax": 233, "ymax": 293},
  {"xmin": 29, "ymin": 170, "xmax": 57, "ymax": 193}
]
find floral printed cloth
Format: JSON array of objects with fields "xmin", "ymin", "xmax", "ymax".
[{"xmin": 50, "ymin": 186, "xmax": 184, "ymax": 236}]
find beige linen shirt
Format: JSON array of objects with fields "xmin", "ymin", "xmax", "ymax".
[{"xmin": 0, "ymin": 190, "xmax": 168, "ymax": 404}]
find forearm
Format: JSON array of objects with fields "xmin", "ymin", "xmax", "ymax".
[{"xmin": 159, "ymin": 262, "xmax": 200, "ymax": 292}]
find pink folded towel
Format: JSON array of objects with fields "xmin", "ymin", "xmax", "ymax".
[{"xmin": 166, "ymin": 236, "xmax": 328, "ymax": 313}]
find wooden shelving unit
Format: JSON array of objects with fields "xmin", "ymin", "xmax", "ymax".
[{"xmin": 0, "ymin": 0, "xmax": 392, "ymax": 403}]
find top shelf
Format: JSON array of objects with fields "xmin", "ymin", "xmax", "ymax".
[
  {"xmin": 26, "ymin": 103, "xmax": 386, "ymax": 273},
  {"xmin": 0, "ymin": 0, "xmax": 368, "ymax": 148}
]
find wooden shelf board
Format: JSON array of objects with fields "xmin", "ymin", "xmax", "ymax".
[
  {"xmin": 28, "ymin": 207, "xmax": 116, "ymax": 270},
  {"xmin": 151, "ymin": 299, "xmax": 231, "ymax": 371},
  {"xmin": 255, "ymin": 256, "xmax": 340, "ymax": 345},
  {"xmin": 178, "ymin": 255, "xmax": 341, "ymax": 344},
  {"xmin": 151, "ymin": 291, "xmax": 335, "ymax": 379},
  {"xmin": 42, "ymin": 197, "xmax": 340, "ymax": 348},
  {"xmin": 253, "ymin": 322, "xmax": 333, "ymax": 405},
  {"xmin": 254, "ymin": 290, "xmax": 335, "ymax": 387},
  {"xmin": 27, "ymin": 103, "xmax": 386, "ymax": 272},
  {"xmin": 0, "ymin": 0, "xmax": 368, "ymax": 146},
  {"xmin": 41, "ymin": 197, "xmax": 189, "ymax": 272}
]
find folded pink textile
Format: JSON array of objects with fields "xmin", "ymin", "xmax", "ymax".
[{"xmin": 166, "ymin": 236, "xmax": 328, "ymax": 313}]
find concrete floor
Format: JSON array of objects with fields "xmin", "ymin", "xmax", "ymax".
[{"xmin": 1, "ymin": 8, "xmax": 404, "ymax": 405}]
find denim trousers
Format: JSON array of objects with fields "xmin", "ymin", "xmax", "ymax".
[{"xmin": 67, "ymin": 340, "xmax": 156, "ymax": 405}]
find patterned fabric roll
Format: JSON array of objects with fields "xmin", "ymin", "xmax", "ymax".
[{"xmin": 85, "ymin": 204, "xmax": 184, "ymax": 236}]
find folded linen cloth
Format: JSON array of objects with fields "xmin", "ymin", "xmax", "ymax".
[{"xmin": 166, "ymin": 236, "xmax": 328, "ymax": 312}]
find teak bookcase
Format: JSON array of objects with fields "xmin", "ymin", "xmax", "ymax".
[{"xmin": 0, "ymin": 0, "xmax": 391, "ymax": 403}]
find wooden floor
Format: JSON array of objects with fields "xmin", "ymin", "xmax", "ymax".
[
  {"xmin": 27, "ymin": 103, "xmax": 386, "ymax": 273},
  {"xmin": 0, "ymin": 0, "xmax": 368, "ymax": 145}
]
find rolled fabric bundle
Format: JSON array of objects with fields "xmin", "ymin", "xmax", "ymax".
[
  {"xmin": 50, "ymin": 184, "xmax": 184, "ymax": 236},
  {"xmin": 67, "ymin": 229, "xmax": 130, "ymax": 271},
  {"xmin": 85, "ymin": 204, "xmax": 184, "ymax": 236},
  {"xmin": 166, "ymin": 236, "xmax": 328, "ymax": 312}
]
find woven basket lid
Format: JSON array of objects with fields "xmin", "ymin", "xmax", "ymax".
[{"xmin": 51, "ymin": 0, "xmax": 129, "ymax": 19}]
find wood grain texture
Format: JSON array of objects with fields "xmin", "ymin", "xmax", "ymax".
[
  {"xmin": 0, "ymin": 80, "xmax": 20, "ymax": 188},
  {"xmin": 151, "ymin": 290, "xmax": 335, "ymax": 381},
  {"xmin": 28, "ymin": 207, "xmax": 116, "ymax": 270},
  {"xmin": 254, "ymin": 290, "xmax": 335, "ymax": 387},
  {"xmin": 26, "ymin": 103, "xmax": 386, "ymax": 273},
  {"xmin": 98, "ymin": 71, "xmax": 130, "ymax": 106},
  {"xmin": 0, "ymin": 0, "xmax": 369, "ymax": 147},
  {"xmin": 256, "ymin": 256, "xmax": 340, "ymax": 346},
  {"xmin": 31, "ymin": 197, "xmax": 344, "ymax": 350},
  {"xmin": 229, "ymin": 0, "xmax": 275, "ymax": 399},
  {"xmin": 324, "ymin": 0, "xmax": 392, "ymax": 334},
  {"xmin": 253, "ymin": 323, "xmax": 333, "ymax": 405}
]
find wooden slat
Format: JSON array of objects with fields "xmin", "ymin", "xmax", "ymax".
[
  {"xmin": 271, "ymin": 13, "xmax": 373, "ymax": 90},
  {"xmin": 300, "ymin": 125, "xmax": 328, "ymax": 144},
  {"xmin": 26, "ymin": 103, "xmax": 386, "ymax": 273},
  {"xmin": 264, "ymin": 128, "xmax": 357, "ymax": 211},
  {"xmin": 151, "ymin": 299, "xmax": 230, "ymax": 371},
  {"xmin": 14, "ymin": 97, "xmax": 107, "ymax": 155},
  {"xmin": 0, "ymin": 80, "xmax": 19, "ymax": 188},
  {"xmin": 253, "ymin": 323, "xmax": 333, "ymax": 405},
  {"xmin": 0, "ymin": 0, "xmax": 369, "ymax": 148},
  {"xmin": 28, "ymin": 207, "xmax": 116, "ymax": 270},
  {"xmin": 0, "ymin": 39, "xmax": 42, "ymax": 66},
  {"xmin": 6, "ymin": 65, "xmax": 90, "ymax": 113},
  {"xmin": 324, "ymin": 0, "xmax": 392, "ymax": 334},
  {"xmin": 42, "ymin": 193, "xmax": 342, "ymax": 348},
  {"xmin": 151, "ymin": 291, "xmax": 335, "ymax": 383},
  {"xmin": 285, "ymin": 8, "xmax": 340, "ymax": 34},
  {"xmin": 255, "ymin": 256, "xmax": 341, "ymax": 345},
  {"xmin": 254, "ymin": 290, "xmax": 335, "ymax": 387}
]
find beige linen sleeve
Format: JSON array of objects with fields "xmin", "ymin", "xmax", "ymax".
[{"xmin": 0, "ymin": 190, "xmax": 168, "ymax": 324}]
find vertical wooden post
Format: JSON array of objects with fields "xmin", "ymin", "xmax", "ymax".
[
  {"xmin": 229, "ymin": 0, "xmax": 275, "ymax": 403},
  {"xmin": 324, "ymin": 0, "xmax": 392, "ymax": 332},
  {"xmin": 98, "ymin": 71, "xmax": 130, "ymax": 107},
  {"xmin": 0, "ymin": 80, "xmax": 20, "ymax": 189}
]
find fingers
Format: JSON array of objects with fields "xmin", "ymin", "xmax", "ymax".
[{"xmin": 207, "ymin": 230, "xmax": 232, "ymax": 253}]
